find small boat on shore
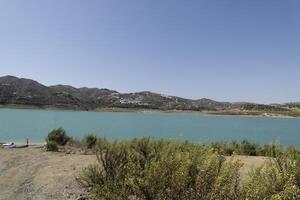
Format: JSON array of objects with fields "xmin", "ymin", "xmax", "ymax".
[
  {"xmin": 0, "ymin": 142, "xmax": 15, "ymax": 148},
  {"xmin": 2, "ymin": 144, "xmax": 17, "ymax": 148},
  {"xmin": 0, "ymin": 142, "xmax": 29, "ymax": 149}
]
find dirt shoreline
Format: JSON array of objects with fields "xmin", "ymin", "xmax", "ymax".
[
  {"xmin": 0, "ymin": 146, "xmax": 95, "ymax": 200},
  {"xmin": 0, "ymin": 146, "xmax": 267, "ymax": 200},
  {"xmin": 0, "ymin": 104, "xmax": 299, "ymax": 118}
]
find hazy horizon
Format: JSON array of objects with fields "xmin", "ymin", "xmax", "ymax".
[{"xmin": 1, "ymin": 1, "xmax": 300, "ymax": 104}]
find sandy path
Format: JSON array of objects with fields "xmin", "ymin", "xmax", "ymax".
[
  {"xmin": 0, "ymin": 147, "xmax": 95, "ymax": 200},
  {"xmin": 227, "ymin": 155, "xmax": 268, "ymax": 182}
]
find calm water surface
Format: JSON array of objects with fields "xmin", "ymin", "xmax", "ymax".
[{"xmin": 0, "ymin": 108, "xmax": 299, "ymax": 146}]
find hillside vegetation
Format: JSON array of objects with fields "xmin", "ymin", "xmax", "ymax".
[{"xmin": 1, "ymin": 75, "xmax": 300, "ymax": 116}]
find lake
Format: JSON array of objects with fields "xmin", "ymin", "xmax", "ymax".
[{"xmin": 0, "ymin": 108, "xmax": 299, "ymax": 146}]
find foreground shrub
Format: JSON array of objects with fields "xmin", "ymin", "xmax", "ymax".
[
  {"xmin": 243, "ymin": 154, "xmax": 300, "ymax": 200},
  {"xmin": 46, "ymin": 140, "xmax": 58, "ymax": 152},
  {"xmin": 84, "ymin": 134, "xmax": 98, "ymax": 149},
  {"xmin": 78, "ymin": 139, "xmax": 130, "ymax": 199},
  {"xmin": 78, "ymin": 138, "xmax": 243, "ymax": 200},
  {"xmin": 46, "ymin": 128, "xmax": 70, "ymax": 146},
  {"xmin": 240, "ymin": 139, "xmax": 258, "ymax": 156},
  {"xmin": 75, "ymin": 136, "xmax": 300, "ymax": 199},
  {"xmin": 209, "ymin": 159, "xmax": 242, "ymax": 200}
]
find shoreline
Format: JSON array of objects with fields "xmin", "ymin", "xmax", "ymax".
[{"xmin": 0, "ymin": 104, "xmax": 299, "ymax": 118}]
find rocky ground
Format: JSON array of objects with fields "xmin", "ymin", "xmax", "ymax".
[{"xmin": 0, "ymin": 146, "xmax": 267, "ymax": 200}]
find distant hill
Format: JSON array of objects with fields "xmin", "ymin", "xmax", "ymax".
[
  {"xmin": 284, "ymin": 102, "xmax": 300, "ymax": 109},
  {"xmin": 0, "ymin": 75, "xmax": 299, "ymax": 116}
]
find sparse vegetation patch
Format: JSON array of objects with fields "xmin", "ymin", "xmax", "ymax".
[{"xmin": 76, "ymin": 137, "xmax": 300, "ymax": 200}]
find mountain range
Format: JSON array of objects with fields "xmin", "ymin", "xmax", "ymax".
[{"xmin": 0, "ymin": 75, "xmax": 299, "ymax": 115}]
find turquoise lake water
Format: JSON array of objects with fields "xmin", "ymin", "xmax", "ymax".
[{"xmin": 0, "ymin": 108, "xmax": 299, "ymax": 146}]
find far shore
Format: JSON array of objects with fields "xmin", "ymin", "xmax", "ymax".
[{"xmin": 0, "ymin": 104, "xmax": 299, "ymax": 118}]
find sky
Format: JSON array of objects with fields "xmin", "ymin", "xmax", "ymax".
[{"xmin": 0, "ymin": 0, "xmax": 299, "ymax": 103}]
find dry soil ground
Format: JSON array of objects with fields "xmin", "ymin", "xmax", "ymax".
[{"xmin": 0, "ymin": 146, "xmax": 95, "ymax": 200}]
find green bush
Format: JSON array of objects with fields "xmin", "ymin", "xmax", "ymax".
[
  {"xmin": 211, "ymin": 141, "xmax": 236, "ymax": 156},
  {"xmin": 209, "ymin": 159, "xmax": 242, "ymax": 199},
  {"xmin": 46, "ymin": 128, "xmax": 70, "ymax": 146},
  {"xmin": 77, "ymin": 138, "xmax": 300, "ymax": 199},
  {"xmin": 78, "ymin": 138, "xmax": 243, "ymax": 200},
  {"xmin": 84, "ymin": 134, "xmax": 97, "ymax": 149},
  {"xmin": 243, "ymin": 154, "xmax": 300, "ymax": 199},
  {"xmin": 240, "ymin": 139, "xmax": 258, "ymax": 156},
  {"xmin": 46, "ymin": 140, "xmax": 58, "ymax": 151},
  {"xmin": 209, "ymin": 140, "xmax": 293, "ymax": 158}
]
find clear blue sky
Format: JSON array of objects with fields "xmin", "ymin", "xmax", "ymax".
[{"xmin": 0, "ymin": 0, "xmax": 299, "ymax": 103}]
